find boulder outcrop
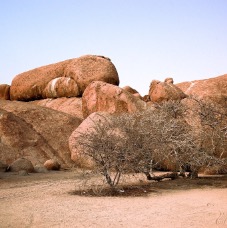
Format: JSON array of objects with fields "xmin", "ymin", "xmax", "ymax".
[
  {"xmin": 10, "ymin": 55, "xmax": 119, "ymax": 101},
  {"xmin": 0, "ymin": 100, "xmax": 82, "ymax": 167},
  {"xmin": 177, "ymin": 74, "xmax": 227, "ymax": 106},
  {"xmin": 0, "ymin": 84, "xmax": 10, "ymax": 100},
  {"xmin": 149, "ymin": 79, "xmax": 187, "ymax": 103},
  {"xmin": 82, "ymin": 81, "xmax": 146, "ymax": 118}
]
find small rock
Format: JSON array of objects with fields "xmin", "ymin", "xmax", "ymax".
[
  {"xmin": 34, "ymin": 164, "xmax": 49, "ymax": 173},
  {"xmin": 44, "ymin": 159, "xmax": 61, "ymax": 170},
  {"xmin": 9, "ymin": 158, "xmax": 34, "ymax": 173}
]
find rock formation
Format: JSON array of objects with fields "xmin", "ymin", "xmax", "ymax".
[
  {"xmin": 64, "ymin": 55, "xmax": 119, "ymax": 93},
  {"xmin": 177, "ymin": 74, "xmax": 227, "ymax": 106},
  {"xmin": 0, "ymin": 100, "xmax": 82, "ymax": 167},
  {"xmin": 82, "ymin": 81, "xmax": 146, "ymax": 118},
  {"xmin": 9, "ymin": 158, "xmax": 34, "ymax": 173},
  {"xmin": 10, "ymin": 55, "xmax": 119, "ymax": 101},
  {"xmin": 149, "ymin": 78, "xmax": 187, "ymax": 103}
]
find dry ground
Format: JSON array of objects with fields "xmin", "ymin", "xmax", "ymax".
[{"xmin": 0, "ymin": 169, "xmax": 227, "ymax": 228}]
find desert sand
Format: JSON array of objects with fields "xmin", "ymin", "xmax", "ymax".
[{"xmin": 0, "ymin": 170, "xmax": 227, "ymax": 228}]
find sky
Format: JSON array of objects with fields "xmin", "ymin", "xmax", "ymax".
[{"xmin": 1, "ymin": 0, "xmax": 227, "ymax": 95}]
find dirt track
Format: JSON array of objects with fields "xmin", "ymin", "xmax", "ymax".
[{"xmin": 0, "ymin": 170, "xmax": 227, "ymax": 228}]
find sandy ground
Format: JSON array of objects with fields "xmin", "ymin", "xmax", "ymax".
[{"xmin": 0, "ymin": 170, "xmax": 227, "ymax": 228}]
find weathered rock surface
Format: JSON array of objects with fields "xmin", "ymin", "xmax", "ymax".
[
  {"xmin": 122, "ymin": 86, "xmax": 139, "ymax": 94},
  {"xmin": 149, "ymin": 79, "xmax": 187, "ymax": 103},
  {"xmin": 10, "ymin": 55, "xmax": 119, "ymax": 101},
  {"xmin": 177, "ymin": 74, "xmax": 227, "ymax": 106},
  {"xmin": 9, "ymin": 158, "xmax": 34, "ymax": 173},
  {"xmin": 30, "ymin": 97, "xmax": 83, "ymax": 120},
  {"xmin": 82, "ymin": 81, "xmax": 146, "ymax": 118},
  {"xmin": 0, "ymin": 100, "xmax": 82, "ymax": 167},
  {"xmin": 181, "ymin": 97, "xmax": 227, "ymax": 159},
  {"xmin": 44, "ymin": 159, "xmax": 61, "ymax": 170},
  {"xmin": 69, "ymin": 112, "xmax": 112, "ymax": 167},
  {"xmin": 64, "ymin": 55, "xmax": 119, "ymax": 93},
  {"xmin": 43, "ymin": 77, "xmax": 80, "ymax": 98},
  {"xmin": 0, "ymin": 84, "xmax": 10, "ymax": 100}
]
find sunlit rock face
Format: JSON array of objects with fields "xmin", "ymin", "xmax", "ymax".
[
  {"xmin": 149, "ymin": 78, "xmax": 187, "ymax": 103},
  {"xmin": 30, "ymin": 97, "xmax": 83, "ymax": 120},
  {"xmin": 10, "ymin": 55, "xmax": 119, "ymax": 101},
  {"xmin": 82, "ymin": 81, "xmax": 147, "ymax": 118},
  {"xmin": 176, "ymin": 74, "xmax": 227, "ymax": 106}
]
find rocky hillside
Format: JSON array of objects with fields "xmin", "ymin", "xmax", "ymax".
[{"xmin": 0, "ymin": 55, "xmax": 226, "ymax": 171}]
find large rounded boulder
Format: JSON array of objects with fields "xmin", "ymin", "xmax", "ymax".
[
  {"xmin": 63, "ymin": 55, "xmax": 119, "ymax": 93},
  {"xmin": 10, "ymin": 55, "xmax": 119, "ymax": 101},
  {"xmin": 82, "ymin": 81, "xmax": 146, "ymax": 118}
]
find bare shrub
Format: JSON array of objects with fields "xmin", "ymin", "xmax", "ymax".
[{"xmin": 75, "ymin": 99, "xmax": 226, "ymax": 190}]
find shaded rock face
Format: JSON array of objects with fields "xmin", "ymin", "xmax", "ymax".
[
  {"xmin": 0, "ymin": 100, "xmax": 82, "ymax": 167},
  {"xmin": 9, "ymin": 158, "xmax": 34, "ymax": 173},
  {"xmin": 10, "ymin": 55, "xmax": 119, "ymax": 101},
  {"xmin": 149, "ymin": 79, "xmax": 187, "ymax": 103},
  {"xmin": 177, "ymin": 74, "xmax": 227, "ymax": 106},
  {"xmin": 82, "ymin": 81, "xmax": 146, "ymax": 118},
  {"xmin": 0, "ymin": 161, "xmax": 7, "ymax": 172},
  {"xmin": 0, "ymin": 84, "xmax": 10, "ymax": 100},
  {"xmin": 30, "ymin": 97, "xmax": 83, "ymax": 120}
]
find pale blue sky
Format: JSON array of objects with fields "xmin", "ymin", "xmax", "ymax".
[{"xmin": 1, "ymin": 0, "xmax": 227, "ymax": 95}]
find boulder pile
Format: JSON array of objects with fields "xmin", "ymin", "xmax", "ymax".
[
  {"xmin": 1, "ymin": 55, "xmax": 226, "ymax": 172},
  {"xmin": 10, "ymin": 55, "xmax": 119, "ymax": 101}
]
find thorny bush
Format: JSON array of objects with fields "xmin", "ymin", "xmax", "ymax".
[{"xmin": 76, "ymin": 98, "xmax": 226, "ymax": 188}]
